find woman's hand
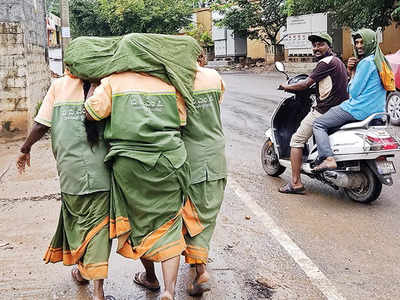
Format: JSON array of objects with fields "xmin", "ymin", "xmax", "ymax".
[{"xmin": 16, "ymin": 152, "xmax": 30, "ymax": 174}]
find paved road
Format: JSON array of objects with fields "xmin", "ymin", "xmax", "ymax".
[
  {"xmin": 1, "ymin": 71, "xmax": 400, "ymax": 299},
  {"xmin": 221, "ymin": 71, "xmax": 400, "ymax": 300}
]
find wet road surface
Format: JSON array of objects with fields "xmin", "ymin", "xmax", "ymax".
[{"xmin": 221, "ymin": 72, "xmax": 400, "ymax": 300}]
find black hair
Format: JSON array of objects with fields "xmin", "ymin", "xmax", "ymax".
[
  {"xmin": 83, "ymin": 80, "xmax": 100, "ymax": 149},
  {"xmin": 353, "ymin": 33, "xmax": 362, "ymax": 42}
]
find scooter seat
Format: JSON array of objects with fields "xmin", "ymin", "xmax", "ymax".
[
  {"xmin": 339, "ymin": 113, "xmax": 388, "ymax": 130},
  {"xmin": 339, "ymin": 120, "xmax": 369, "ymax": 130}
]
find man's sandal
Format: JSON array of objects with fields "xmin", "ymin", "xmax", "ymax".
[
  {"xmin": 278, "ymin": 183, "xmax": 306, "ymax": 195},
  {"xmin": 312, "ymin": 157, "xmax": 337, "ymax": 173},
  {"xmin": 133, "ymin": 272, "xmax": 160, "ymax": 292}
]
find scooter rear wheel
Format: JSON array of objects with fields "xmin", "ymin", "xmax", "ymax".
[
  {"xmin": 261, "ymin": 139, "xmax": 286, "ymax": 177},
  {"xmin": 343, "ymin": 166, "xmax": 382, "ymax": 203}
]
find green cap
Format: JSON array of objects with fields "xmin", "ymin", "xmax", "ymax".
[{"xmin": 308, "ymin": 33, "xmax": 333, "ymax": 47}]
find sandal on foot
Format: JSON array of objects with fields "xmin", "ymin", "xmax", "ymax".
[
  {"xmin": 187, "ymin": 280, "xmax": 211, "ymax": 297},
  {"xmin": 71, "ymin": 267, "xmax": 89, "ymax": 285},
  {"xmin": 312, "ymin": 157, "xmax": 337, "ymax": 173},
  {"xmin": 133, "ymin": 272, "xmax": 160, "ymax": 292},
  {"xmin": 279, "ymin": 183, "xmax": 305, "ymax": 195}
]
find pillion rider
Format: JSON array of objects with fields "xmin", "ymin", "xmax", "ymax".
[{"xmin": 312, "ymin": 28, "xmax": 395, "ymax": 172}]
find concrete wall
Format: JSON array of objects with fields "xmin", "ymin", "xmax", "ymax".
[
  {"xmin": 381, "ymin": 23, "xmax": 400, "ymax": 55},
  {"xmin": 195, "ymin": 8, "xmax": 212, "ymax": 33},
  {"xmin": 247, "ymin": 38, "xmax": 266, "ymax": 59},
  {"xmin": 342, "ymin": 27, "xmax": 353, "ymax": 61},
  {"xmin": 247, "ymin": 32, "xmax": 283, "ymax": 61},
  {"xmin": 0, "ymin": 0, "xmax": 50, "ymax": 133}
]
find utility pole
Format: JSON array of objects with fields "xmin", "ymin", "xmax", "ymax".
[{"xmin": 60, "ymin": 0, "xmax": 71, "ymax": 72}]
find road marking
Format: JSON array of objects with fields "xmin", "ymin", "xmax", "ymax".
[
  {"xmin": 229, "ymin": 179, "xmax": 346, "ymax": 300},
  {"xmin": 0, "ymin": 162, "xmax": 12, "ymax": 182}
]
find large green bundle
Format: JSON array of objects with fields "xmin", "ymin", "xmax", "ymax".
[{"xmin": 64, "ymin": 33, "xmax": 202, "ymax": 110}]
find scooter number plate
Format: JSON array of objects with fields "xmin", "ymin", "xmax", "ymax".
[{"xmin": 376, "ymin": 160, "xmax": 395, "ymax": 175}]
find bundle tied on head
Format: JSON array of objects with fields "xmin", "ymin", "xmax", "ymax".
[{"xmin": 64, "ymin": 33, "xmax": 203, "ymax": 111}]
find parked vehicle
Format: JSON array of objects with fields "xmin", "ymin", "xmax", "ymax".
[
  {"xmin": 386, "ymin": 50, "xmax": 400, "ymax": 126},
  {"xmin": 261, "ymin": 62, "xmax": 400, "ymax": 203}
]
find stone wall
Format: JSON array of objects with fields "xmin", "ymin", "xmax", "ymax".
[
  {"xmin": 0, "ymin": 22, "xmax": 27, "ymax": 131},
  {"xmin": 0, "ymin": 0, "xmax": 50, "ymax": 133}
]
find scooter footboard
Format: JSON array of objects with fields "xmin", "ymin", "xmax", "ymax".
[{"xmin": 272, "ymin": 95, "xmax": 312, "ymax": 158}]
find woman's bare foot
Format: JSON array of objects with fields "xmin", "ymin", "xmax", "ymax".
[
  {"xmin": 93, "ymin": 279, "xmax": 105, "ymax": 300},
  {"xmin": 160, "ymin": 290, "xmax": 173, "ymax": 300},
  {"xmin": 71, "ymin": 266, "xmax": 89, "ymax": 285},
  {"xmin": 133, "ymin": 272, "xmax": 160, "ymax": 291},
  {"xmin": 195, "ymin": 267, "xmax": 210, "ymax": 283},
  {"xmin": 187, "ymin": 266, "xmax": 211, "ymax": 296}
]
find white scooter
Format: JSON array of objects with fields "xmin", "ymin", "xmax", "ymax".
[{"xmin": 261, "ymin": 62, "xmax": 400, "ymax": 203}]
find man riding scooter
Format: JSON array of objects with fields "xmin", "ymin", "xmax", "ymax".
[
  {"xmin": 312, "ymin": 28, "xmax": 395, "ymax": 172},
  {"xmin": 278, "ymin": 33, "xmax": 349, "ymax": 194}
]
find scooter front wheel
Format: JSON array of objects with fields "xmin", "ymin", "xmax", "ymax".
[
  {"xmin": 343, "ymin": 166, "xmax": 382, "ymax": 203},
  {"xmin": 261, "ymin": 139, "xmax": 286, "ymax": 177}
]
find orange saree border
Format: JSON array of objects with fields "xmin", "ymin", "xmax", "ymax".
[
  {"xmin": 110, "ymin": 216, "xmax": 131, "ymax": 239},
  {"xmin": 43, "ymin": 247, "xmax": 74, "ymax": 265},
  {"xmin": 183, "ymin": 244, "xmax": 208, "ymax": 264},
  {"xmin": 78, "ymin": 261, "xmax": 108, "ymax": 280},
  {"xmin": 117, "ymin": 210, "xmax": 185, "ymax": 262},
  {"xmin": 43, "ymin": 216, "xmax": 110, "ymax": 265},
  {"xmin": 143, "ymin": 236, "xmax": 186, "ymax": 262},
  {"xmin": 182, "ymin": 197, "xmax": 204, "ymax": 237}
]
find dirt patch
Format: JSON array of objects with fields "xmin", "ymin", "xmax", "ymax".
[
  {"xmin": 0, "ymin": 193, "xmax": 60, "ymax": 202},
  {"xmin": 0, "ymin": 137, "xmax": 59, "ymax": 199},
  {"xmin": 245, "ymin": 278, "xmax": 275, "ymax": 299},
  {"xmin": 0, "ymin": 130, "xmax": 26, "ymax": 144},
  {"xmin": 215, "ymin": 62, "xmax": 276, "ymax": 74}
]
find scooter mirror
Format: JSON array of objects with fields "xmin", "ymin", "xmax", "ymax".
[{"xmin": 275, "ymin": 61, "xmax": 285, "ymax": 73}]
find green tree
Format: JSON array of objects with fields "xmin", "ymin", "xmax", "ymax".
[
  {"xmin": 69, "ymin": 0, "xmax": 194, "ymax": 37},
  {"xmin": 214, "ymin": 0, "xmax": 287, "ymax": 46},
  {"xmin": 194, "ymin": 0, "xmax": 218, "ymax": 8},
  {"xmin": 184, "ymin": 23, "xmax": 214, "ymax": 48},
  {"xmin": 285, "ymin": 0, "xmax": 294, "ymax": 16},
  {"xmin": 70, "ymin": 0, "xmax": 111, "ymax": 38},
  {"xmin": 392, "ymin": 5, "xmax": 400, "ymax": 22},
  {"xmin": 45, "ymin": 0, "xmax": 60, "ymax": 16},
  {"xmin": 291, "ymin": 0, "xmax": 397, "ymax": 30}
]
